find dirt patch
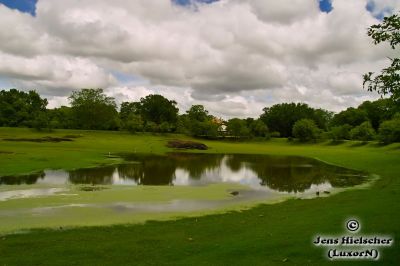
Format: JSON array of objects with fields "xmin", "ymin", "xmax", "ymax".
[
  {"xmin": 167, "ymin": 140, "xmax": 208, "ymax": 150},
  {"xmin": 2, "ymin": 136, "xmax": 73, "ymax": 143}
]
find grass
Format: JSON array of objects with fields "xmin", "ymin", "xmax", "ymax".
[{"xmin": 0, "ymin": 127, "xmax": 399, "ymax": 265}]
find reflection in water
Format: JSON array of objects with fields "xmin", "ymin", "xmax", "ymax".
[{"xmin": 0, "ymin": 153, "xmax": 367, "ymax": 194}]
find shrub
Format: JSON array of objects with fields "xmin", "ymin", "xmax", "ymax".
[
  {"xmin": 378, "ymin": 115, "xmax": 400, "ymax": 144},
  {"xmin": 349, "ymin": 121, "xmax": 375, "ymax": 141},
  {"xmin": 292, "ymin": 119, "xmax": 319, "ymax": 142},
  {"xmin": 329, "ymin": 124, "xmax": 352, "ymax": 140}
]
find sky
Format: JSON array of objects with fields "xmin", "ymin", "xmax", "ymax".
[{"xmin": 0, "ymin": 0, "xmax": 398, "ymax": 118}]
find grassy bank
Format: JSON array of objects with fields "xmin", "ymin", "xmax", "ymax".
[{"xmin": 0, "ymin": 127, "xmax": 399, "ymax": 265}]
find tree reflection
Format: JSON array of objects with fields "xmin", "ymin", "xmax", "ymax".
[
  {"xmin": 0, "ymin": 172, "xmax": 45, "ymax": 185},
  {"xmin": 1, "ymin": 153, "xmax": 366, "ymax": 191},
  {"xmin": 68, "ymin": 166, "xmax": 115, "ymax": 185},
  {"xmin": 225, "ymin": 155, "xmax": 365, "ymax": 193}
]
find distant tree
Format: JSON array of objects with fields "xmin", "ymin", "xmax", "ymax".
[
  {"xmin": 329, "ymin": 124, "xmax": 352, "ymax": 141},
  {"xmin": 31, "ymin": 111, "xmax": 51, "ymax": 131},
  {"xmin": 139, "ymin": 95, "xmax": 179, "ymax": 127},
  {"xmin": 248, "ymin": 119, "xmax": 269, "ymax": 137},
  {"xmin": 186, "ymin": 105, "xmax": 209, "ymax": 122},
  {"xmin": 124, "ymin": 114, "xmax": 144, "ymax": 133},
  {"xmin": 48, "ymin": 106, "xmax": 75, "ymax": 129},
  {"xmin": 363, "ymin": 12, "xmax": 400, "ymax": 102},
  {"xmin": 69, "ymin": 88, "xmax": 119, "ymax": 130},
  {"xmin": 0, "ymin": 89, "xmax": 48, "ymax": 127},
  {"xmin": 349, "ymin": 121, "xmax": 376, "ymax": 141},
  {"xmin": 292, "ymin": 119, "xmax": 319, "ymax": 142},
  {"xmin": 331, "ymin": 107, "xmax": 369, "ymax": 127},
  {"xmin": 159, "ymin": 121, "xmax": 173, "ymax": 133},
  {"xmin": 260, "ymin": 103, "xmax": 327, "ymax": 137},
  {"xmin": 358, "ymin": 99, "xmax": 398, "ymax": 130},
  {"xmin": 144, "ymin": 121, "xmax": 158, "ymax": 132},
  {"xmin": 378, "ymin": 114, "xmax": 400, "ymax": 144},
  {"xmin": 226, "ymin": 118, "xmax": 250, "ymax": 138},
  {"xmin": 183, "ymin": 105, "xmax": 219, "ymax": 138},
  {"xmin": 120, "ymin": 102, "xmax": 141, "ymax": 121}
]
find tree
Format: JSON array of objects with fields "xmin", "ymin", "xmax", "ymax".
[
  {"xmin": 226, "ymin": 118, "xmax": 250, "ymax": 138},
  {"xmin": 331, "ymin": 107, "xmax": 369, "ymax": 127},
  {"xmin": 363, "ymin": 12, "xmax": 400, "ymax": 102},
  {"xmin": 260, "ymin": 103, "xmax": 328, "ymax": 137},
  {"xmin": 378, "ymin": 114, "xmax": 400, "ymax": 144},
  {"xmin": 69, "ymin": 88, "xmax": 119, "ymax": 130},
  {"xmin": 139, "ymin": 95, "xmax": 179, "ymax": 129},
  {"xmin": 292, "ymin": 119, "xmax": 319, "ymax": 142},
  {"xmin": 186, "ymin": 105, "xmax": 209, "ymax": 122},
  {"xmin": 248, "ymin": 119, "xmax": 269, "ymax": 137},
  {"xmin": 124, "ymin": 114, "xmax": 144, "ymax": 133},
  {"xmin": 329, "ymin": 124, "xmax": 352, "ymax": 141},
  {"xmin": 358, "ymin": 99, "xmax": 397, "ymax": 130},
  {"xmin": 48, "ymin": 106, "xmax": 75, "ymax": 129},
  {"xmin": 0, "ymin": 89, "xmax": 48, "ymax": 127},
  {"xmin": 120, "ymin": 102, "xmax": 141, "ymax": 121},
  {"xmin": 349, "ymin": 121, "xmax": 376, "ymax": 141},
  {"xmin": 182, "ymin": 105, "xmax": 219, "ymax": 138}
]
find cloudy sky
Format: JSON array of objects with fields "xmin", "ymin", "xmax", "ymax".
[{"xmin": 0, "ymin": 0, "xmax": 398, "ymax": 118}]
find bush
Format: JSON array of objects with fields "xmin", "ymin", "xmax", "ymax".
[
  {"xmin": 378, "ymin": 115, "xmax": 400, "ymax": 144},
  {"xmin": 292, "ymin": 119, "xmax": 319, "ymax": 142},
  {"xmin": 124, "ymin": 114, "xmax": 143, "ymax": 133},
  {"xmin": 270, "ymin": 131, "xmax": 281, "ymax": 138},
  {"xmin": 329, "ymin": 124, "xmax": 352, "ymax": 140},
  {"xmin": 349, "ymin": 121, "xmax": 375, "ymax": 141}
]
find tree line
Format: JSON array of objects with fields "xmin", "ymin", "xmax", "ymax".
[{"xmin": 0, "ymin": 88, "xmax": 399, "ymax": 143}]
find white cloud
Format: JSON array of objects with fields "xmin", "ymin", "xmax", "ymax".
[{"xmin": 0, "ymin": 0, "xmax": 397, "ymax": 117}]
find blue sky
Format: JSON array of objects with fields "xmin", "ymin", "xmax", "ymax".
[
  {"xmin": 0, "ymin": 0, "xmax": 397, "ymax": 115},
  {"xmin": 2, "ymin": 0, "xmax": 392, "ymax": 18},
  {"xmin": 1, "ymin": 0, "xmax": 334, "ymax": 15},
  {"xmin": 0, "ymin": 0, "xmax": 37, "ymax": 15}
]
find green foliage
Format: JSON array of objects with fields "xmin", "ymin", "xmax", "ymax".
[
  {"xmin": 329, "ymin": 124, "xmax": 352, "ymax": 141},
  {"xmin": 363, "ymin": 12, "xmax": 400, "ymax": 102},
  {"xmin": 248, "ymin": 119, "xmax": 269, "ymax": 137},
  {"xmin": 144, "ymin": 121, "xmax": 158, "ymax": 132},
  {"xmin": 260, "ymin": 103, "xmax": 329, "ymax": 137},
  {"xmin": 69, "ymin": 88, "xmax": 118, "ymax": 130},
  {"xmin": 0, "ymin": 89, "xmax": 48, "ymax": 127},
  {"xmin": 331, "ymin": 107, "xmax": 368, "ymax": 127},
  {"xmin": 120, "ymin": 102, "xmax": 141, "ymax": 121},
  {"xmin": 349, "ymin": 121, "xmax": 376, "ymax": 141},
  {"xmin": 31, "ymin": 111, "xmax": 51, "ymax": 132},
  {"xmin": 292, "ymin": 119, "xmax": 319, "ymax": 142},
  {"xmin": 139, "ymin": 95, "xmax": 178, "ymax": 125},
  {"xmin": 358, "ymin": 99, "xmax": 398, "ymax": 130},
  {"xmin": 159, "ymin": 121, "xmax": 173, "ymax": 133},
  {"xmin": 186, "ymin": 105, "xmax": 209, "ymax": 122},
  {"xmin": 226, "ymin": 118, "xmax": 250, "ymax": 138},
  {"xmin": 182, "ymin": 105, "xmax": 219, "ymax": 138},
  {"xmin": 124, "ymin": 114, "xmax": 144, "ymax": 133},
  {"xmin": 378, "ymin": 114, "xmax": 400, "ymax": 144},
  {"xmin": 48, "ymin": 106, "xmax": 75, "ymax": 129}
]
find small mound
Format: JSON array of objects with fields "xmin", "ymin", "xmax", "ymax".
[{"xmin": 167, "ymin": 140, "xmax": 208, "ymax": 150}]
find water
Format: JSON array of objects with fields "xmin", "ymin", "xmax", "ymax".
[{"xmin": 0, "ymin": 153, "xmax": 367, "ymax": 194}]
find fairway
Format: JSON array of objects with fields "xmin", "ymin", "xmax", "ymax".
[{"xmin": 0, "ymin": 128, "xmax": 399, "ymax": 265}]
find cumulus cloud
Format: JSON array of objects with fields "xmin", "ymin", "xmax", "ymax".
[{"xmin": 0, "ymin": 0, "xmax": 397, "ymax": 117}]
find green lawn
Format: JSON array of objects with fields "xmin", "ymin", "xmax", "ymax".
[{"xmin": 0, "ymin": 127, "xmax": 399, "ymax": 265}]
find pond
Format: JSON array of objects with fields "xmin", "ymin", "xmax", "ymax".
[
  {"xmin": 0, "ymin": 153, "xmax": 372, "ymax": 232},
  {"xmin": 0, "ymin": 153, "xmax": 367, "ymax": 194}
]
